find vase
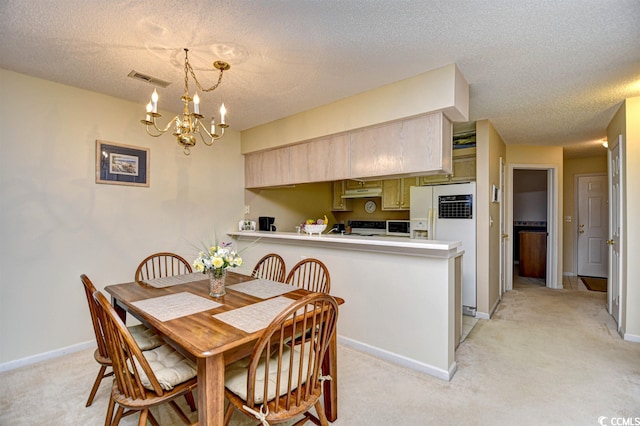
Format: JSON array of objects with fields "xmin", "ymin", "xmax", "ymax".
[{"xmin": 207, "ymin": 268, "xmax": 227, "ymax": 297}]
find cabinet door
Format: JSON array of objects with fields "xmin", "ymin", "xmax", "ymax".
[
  {"xmin": 289, "ymin": 134, "xmax": 350, "ymax": 183},
  {"xmin": 419, "ymin": 173, "xmax": 451, "ymax": 185},
  {"xmin": 350, "ymin": 112, "xmax": 451, "ymax": 178},
  {"xmin": 244, "ymin": 147, "xmax": 290, "ymax": 188},
  {"xmin": 450, "ymin": 148, "xmax": 476, "ymax": 182},
  {"xmin": 345, "ymin": 179, "xmax": 383, "ymax": 190},
  {"xmin": 382, "ymin": 177, "xmax": 416, "ymax": 210},
  {"xmin": 332, "ymin": 180, "xmax": 353, "ymax": 211}
]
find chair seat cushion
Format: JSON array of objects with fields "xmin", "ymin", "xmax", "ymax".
[
  {"xmin": 128, "ymin": 324, "xmax": 162, "ymax": 351},
  {"xmin": 225, "ymin": 341, "xmax": 313, "ymax": 404},
  {"xmin": 132, "ymin": 344, "xmax": 197, "ymax": 391}
]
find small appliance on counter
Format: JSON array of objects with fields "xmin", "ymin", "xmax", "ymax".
[
  {"xmin": 259, "ymin": 216, "xmax": 276, "ymax": 232},
  {"xmin": 386, "ymin": 220, "xmax": 411, "ymax": 237},
  {"xmin": 238, "ymin": 220, "xmax": 256, "ymax": 231}
]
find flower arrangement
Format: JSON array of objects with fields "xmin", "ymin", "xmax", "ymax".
[{"xmin": 193, "ymin": 242, "xmax": 243, "ymax": 275}]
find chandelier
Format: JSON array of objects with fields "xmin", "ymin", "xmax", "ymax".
[{"xmin": 140, "ymin": 48, "xmax": 230, "ymax": 155}]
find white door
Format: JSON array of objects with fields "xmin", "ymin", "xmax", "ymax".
[
  {"xmin": 608, "ymin": 138, "xmax": 622, "ymax": 326},
  {"xmin": 577, "ymin": 175, "xmax": 609, "ymax": 278}
]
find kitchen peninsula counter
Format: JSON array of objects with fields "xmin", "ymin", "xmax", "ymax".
[{"xmin": 229, "ymin": 230, "xmax": 464, "ymax": 381}]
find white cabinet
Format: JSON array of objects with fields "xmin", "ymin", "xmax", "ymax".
[
  {"xmin": 244, "ymin": 147, "xmax": 290, "ymax": 188},
  {"xmin": 289, "ymin": 134, "xmax": 350, "ymax": 183},
  {"xmin": 382, "ymin": 177, "xmax": 417, "ymax": 210},
  {"xmin": 350, "ymin": 112, "xmax": 452, "ymax": 179}
]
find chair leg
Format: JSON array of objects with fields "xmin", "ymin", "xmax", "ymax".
[
  {"xmin": 113, "ymin": 406, "xmax": 125, "ymax": 426},
  {"xmin": 223, "ymin": 402, "xmax": 235, "ymax": 425},
  {"xmin": 104, "ymin": 395, "xmax": 116, "ymax": 426},
  {"xmin": 86, "ymin": 365, "xmax": 108, "ymax": 407},
  {"xmin": 138, "ymin": 408, "xmax": 149, "ymax": 426},
  {"xmin": 184, "ymin": 391, "xmax": 197, "ymax": 412},
  {"xmin": 314, "ymin": 400, "xmax": 329, "ymax": 426}
]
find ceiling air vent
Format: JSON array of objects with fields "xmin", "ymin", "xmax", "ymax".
[{"xmin": 127, "ymin": 70, "xmax": 171, "ymax": 88}]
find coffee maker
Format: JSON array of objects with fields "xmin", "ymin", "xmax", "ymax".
[{"xmin": 259, "ymin": 216, "xmax": 276, "ymax": 232}]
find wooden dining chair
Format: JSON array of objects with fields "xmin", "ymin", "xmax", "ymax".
[
  {"xmin": 224, "ymin": 293, "xmax": 339, "ymax": 426},
  {"xmin": 285, "ymin": 258, "xmax": 331, "ymax": 293},
  {"xmin": 92, "ymin": 290, "xmax": 198, "ymax": 426},
  {"xmin": 135, "ymin": 252, "xmax": 193, "ymax": 282},
  {"xmin": 252, "ymin": 253, "xmax": 286, "ymax": 282},
  {"xmin": 80, "ymin": 274, "xmax": 162, "ymax": 407}
]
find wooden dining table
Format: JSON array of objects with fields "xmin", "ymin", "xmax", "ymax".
[{"xmin": 105, "ymin": 270, "xmax": 342, "ymax": 426}]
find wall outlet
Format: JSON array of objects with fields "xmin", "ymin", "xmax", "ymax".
[
  {"xmin": 244, "ymin": 205, "xmax": 250, "ymax": 215},
  {"xmin": 564, "ymin": 216, "xmax": 572, "ymax": 222}
]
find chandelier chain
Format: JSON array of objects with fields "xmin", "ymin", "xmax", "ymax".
[{"xmin": 184, "ymin": 50, "xmax": 225, "ymax": 94}]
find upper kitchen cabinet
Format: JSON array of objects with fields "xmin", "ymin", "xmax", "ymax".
[
  {"xmin": 331, "ymin": 180, "xmax": 353, "ymax": 211},
  {"xmin": 419, "ymin": 146, "xmax": 476, "ymax": 185},
  {"xmin": 289, "ymin": 133, "xmax": 350, "ymax": 183},
  {"xmin": 382, "ymin": 177, "xmax": 417, "ymax": 210},
  {"xmin": 245, "ymin": 146, "xmax": 291, "ymax": 188},
  {"xmin": 349, "ymin": 112, "xmax": 453, "ymax": 179}
]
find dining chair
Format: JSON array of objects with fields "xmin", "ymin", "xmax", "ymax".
[
  {"xmin": 135, "ymin": 252, "xmax": 193, "ymax": 282},
  {"xmin": 80, "ymin": 274, "xmax": 163, "ymax": 407},
  {"xmin": 285, "ymin": 258, "xmax": 331, "ymax": 293},
  {"xmin": 92, "ymin": 289, "xmax": 198, "ymax": 426},
  {"xmin": 252, "ymin": 253, "xmax": 286, "ymax": 282},
  {"xmin": 224, "ymin": 293, "xmax": 339, "ymax": 426}
]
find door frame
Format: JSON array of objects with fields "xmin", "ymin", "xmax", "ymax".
[
  {"xmin": 505, "ymin": 163, "xmax": 560, "ymax": 290},
  {"xmin": 608, "ymin": 134, "xmax": 624, "ymax": 331},
  {"xmin": 573, "ymin": 172, "xmax": 608, "ymax": 278}
]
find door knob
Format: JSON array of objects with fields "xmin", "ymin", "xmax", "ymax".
[
  {"xmin": 502, "ymin": 233, "xmax": 508, "ymax": 239},
  {"xmin": 579, "ymin": 224, "xmax": 585, "ymax": 234},
  {"xmin": 606, "ymin": 239, "xmax": 614, "ymax": 245}
]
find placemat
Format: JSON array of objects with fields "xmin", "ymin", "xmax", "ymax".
[
  {"xmin": 141, "ymin": 272, "xmax": 205, "ymax": 288},
  {"xmin": 227, "ymin": 279, "xmax": 295, "ymax": 299},
  {"xmin": 132, "ymin": 292, "xmax": 222, "ymax": 322},
  {"xmin": 213, "ymin": 296, "xmax": 295, "ymax": 333}
]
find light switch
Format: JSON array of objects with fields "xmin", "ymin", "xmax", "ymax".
[{"xmin": 564, "ymin": 216, "xmax": 572, "ymax": 222}]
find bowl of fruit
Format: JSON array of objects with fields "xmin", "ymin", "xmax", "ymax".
[{"xmin": 302, "ymin": 216, "xmax": 328, "ymax": 235}]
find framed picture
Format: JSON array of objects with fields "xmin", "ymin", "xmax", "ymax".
[{"xmin": 95, "ymin": 140, "xmax": 149, "ymax": 187}]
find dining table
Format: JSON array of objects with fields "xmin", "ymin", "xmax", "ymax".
[{"xmin": 104, "ymin": 270, "xmax": 342, "ymax": 426}]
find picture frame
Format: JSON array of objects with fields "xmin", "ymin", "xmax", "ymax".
[{"xmin": 95, "ymin": 140, "xmax": 149, "ymax": 187}]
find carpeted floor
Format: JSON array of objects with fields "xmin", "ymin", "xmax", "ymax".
[
  {"xmin": 580, "ymin": 276, "xmax": 608, "ymax": 292},
  {"xmin": 1, "ymin": 281, "xmax": 639, "ymax": 425}
]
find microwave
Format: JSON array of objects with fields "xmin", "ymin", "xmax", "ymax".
[{"xmin": 386, "ymin": 220, "xmax": 411, "ymax": 237}]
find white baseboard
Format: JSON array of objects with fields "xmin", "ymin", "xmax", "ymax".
[
  {"xmin": 337, "ymin": 335, "xmax": 456, "ymax": 381},
  {"xmin": 0, "ymin": 340, "xmax": 95, "ymax": 373},
  {"xmin": 623, "ymin": 332, "xmax": 640, "ymax": 343},
  {"xmin": 563, "ymin": 272, "xmax": 576, "ymax": 277},
  {"xmin": 475, "ymin": 311, "xmax": 490, "ymax": 320}
]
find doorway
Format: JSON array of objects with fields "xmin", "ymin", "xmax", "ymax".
[{"xmin": 504, "ymin": 164, "xmax": 560, "ymax": 291}]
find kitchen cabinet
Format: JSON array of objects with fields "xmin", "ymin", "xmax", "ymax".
[
  {"xmin": 289, "ymin": 133, "xmax": 350, "ymax": 183},
  {"xmin": 331, "ymin": 180, "xmax": 353, "ymax": 211},
  {"xmin": 519, "ymin": 231, "xmax": 547, "ymax": 278},
  {"xmin": 244, "ymin": 147, "xmax": 290, "ymax": 188},
  {"xmin": 345, "ymin": 179, "xmax": 383, "ymax": 190},
  {"xmin": 419, "ymin": 147, "xmax": 476, "ymax": 185},
  {"xmin": 382, "ymin": 177, "xmax": 417, "ymax": 210},
  {"xmin": 350, "ymin": 112, "xmax": 452, "ymax": 179}
]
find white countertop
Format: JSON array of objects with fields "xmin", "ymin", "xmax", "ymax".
[{"xmin": 228, "ymin": 231, "xmax": 462, "ymax": 258}]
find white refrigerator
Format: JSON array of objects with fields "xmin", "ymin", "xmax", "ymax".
[{"xmin": 410, "ymin": 182, "xmax": 477, "ymax": 315}]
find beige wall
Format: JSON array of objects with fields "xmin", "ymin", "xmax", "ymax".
[
  {"xmin": 607, "ymin": 96, "xmax": 640, "ymax": 340},
  {"xmin": 562, "ymin": 156, "xmax": 607, "ymax": 275},
  {"xmin": 476, "ymin": 120, "xmax": 506, "ymax": 317},
  {"xmin": 240, "ymin": 64, "xmax": 468, "ymax": 153},
  {"xmin": 0, "ymin": 69, "xmax": 245, "ymax": 365},
  {"xmin": 506, "ymin": 144, "xmax": 564, "ymax": 288}
]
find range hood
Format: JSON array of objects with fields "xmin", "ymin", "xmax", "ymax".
[{"xmin": 341, "ymin": 187, "xmax": 383, "ymax": 198}]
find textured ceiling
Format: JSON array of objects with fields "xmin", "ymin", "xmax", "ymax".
[{"xmin": 1, "ymin": 0, "xmax": 639, "ymax": 158}]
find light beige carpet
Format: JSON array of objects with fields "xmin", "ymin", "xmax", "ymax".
[{"xmin": 1, "ymin": 283, "xmax": 639, "ymax": 425}]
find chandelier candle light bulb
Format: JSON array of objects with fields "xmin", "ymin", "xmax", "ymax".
[
  {"xmin": 193, "ymin": 93, "xmax": 200, "ymax": 114},
  {"xmin": 151, "ymin": 89, "xmax": 158, "ymax": 113},
  {"xmin": 220, "ymin": 103, "xmax": 226, "ymax": 125}
]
